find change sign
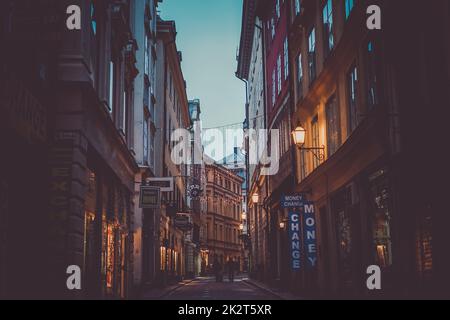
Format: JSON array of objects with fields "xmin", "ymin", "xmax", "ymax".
[
  {"xmin": 289, "ymin": 210, "xmax": 302, "ymax": 271},
  {"xmin": 303, "ymin": 202, "xmax": 318, "ymax": 269}
]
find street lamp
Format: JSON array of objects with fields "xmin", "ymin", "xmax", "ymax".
[
  {"xmin": 252, "ymin": 193, "xmax": 260, "ymax": 205},
  {"xmin": 292, "ymin": 125, "xmax": 307, "ymax": 147},
  {"xmin": 292, "ymin": 124, "xmax": 325, "ymax": 161},
  {"xmin": 279, "ymin": 221, "xmax": 286, "ymax": 230}
]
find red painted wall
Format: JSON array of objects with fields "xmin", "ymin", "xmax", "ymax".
[{"xmin": 265, "ymin": 0, "xmax": 290, "ymax": 127}]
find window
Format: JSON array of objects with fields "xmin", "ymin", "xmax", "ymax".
[
  {"xmin": 277, "ymin": 55, "xmax": 282, "ymax": 94},
  {"xmin": 108, "ymin": 61, "xmax": 115, "ymax": 113},
  {"xmin": 311, "ymin": 115, "xmax": 320, "ymax": 169},
  {"xmin": 90, "ymin": 2, "xmax": 97, "ymax": 35},
  {"xmin": 308, "ymin": 28, "xmax": 316, "ymax": 84},
  {"xmin": 272, "ymin": 70, "xmax": 276, "ymax": 106},
  {"xmin": 366, "ymin": 41, "xmax": 378, "ymax": 109},
  {"xmin": 271, "ymin": 18, "xmax": 275, "ymax": 38},
  {"xmin": 345, "ymin": 0, "xmax": 355, "ymax": 20},
  {"xmin": 121, "ymin": 90, "xmax": 127, "ymax": 135},
  {"xmin": 300, "ymin": 143, "xmax": 308, "ymax": 179},
  {"xmin": 143, "ymin": 116, "xmax": 149, "ymax": 164},
  {"xmin": 284, "ymin": 38, "xmax": 289, "ymax": 80},
  {"xmin": 323, "ymin": 0, "xmax": 334, "ymax": 56},
  {"xmin": 144, "ymin": 36, "xmax": 150, "ymax": 76},
  {"xmin": 326, "ymin": 95, "xmax": 341, "ymax": 156},
  {"xmin": 348, "ymin": 65, "xmax": 358, "ymax": 133},
  {"xmin": 296, "ymin": 53, "xmax": 303, "ymax": 100},
  {"xmin": 149, "ymin": 131, "xmax": 155, "ymax": 169},
  {"xmin": 295, "ymin": 0, "xmax": 301, "ymax": 15},
  {"xmin": 276, "ymin": 0, "xmax": 280, "ymax": 18},
  {"xmin": 369, "ymin": 169, "xmax": 393, "ymax": 269}
]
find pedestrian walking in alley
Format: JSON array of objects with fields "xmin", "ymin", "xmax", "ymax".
[{"xmin": 227, "ymin": 258, "xmax": 236, "ymax": 283}]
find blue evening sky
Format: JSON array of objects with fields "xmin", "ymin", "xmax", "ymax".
[{"xmin": 159, "ymin": 0, "xmax": 246, "ymax": 132}]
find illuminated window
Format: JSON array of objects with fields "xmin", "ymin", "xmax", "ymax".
[{"xmin": 369, "ymin": 169, "xmax": 393, "ymax": 268}]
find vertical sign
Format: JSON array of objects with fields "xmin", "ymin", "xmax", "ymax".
[
  {"xmin": 289, "ymin": 210, "xmax": 302, "ymax": 271},
  {"xmin": 303, "ymin": 202, "xmax": 318, "ymax": 269}
]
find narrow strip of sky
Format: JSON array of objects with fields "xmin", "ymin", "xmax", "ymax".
[{"xmin": 159, "ymin": 0, "xmax": 246, "ymax": 132}]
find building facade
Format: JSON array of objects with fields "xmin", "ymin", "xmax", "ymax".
[
  {"xmin": 155, "ymin": 18, "xmax": 191, "ymax": 285},
  {"xmin": 238, "ymin": 0, "xmax": 450, "ymax": 298},
  {"xmin": 131, "ymin": 0, "xmax": 160, "ymax": 295},
  {"xmin": 205, "ymin": 162, "xmax": 245, "ymax": 272},
  {"xmin": 1, "ymin": 0, "xmax": 140, "ymax": 299},
  {"xmin": 187, "ymin": 99, "xmax": 208, "ymax": 277}
]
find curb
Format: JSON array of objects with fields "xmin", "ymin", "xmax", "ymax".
[{"xmin": 242, "ymin": 279, "xmax": 287, "ymax": 300}]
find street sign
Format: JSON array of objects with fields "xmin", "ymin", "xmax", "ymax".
[
  {"xmin": 146, "ymin": 177, "xmax": 174, "ymax": 192},
  {"xmin": 281, "ymin": 194, "xmax": 305, "ymax": 208},
  {"xmin": 139, "ymin": 186, "xmax": 160, "ymax": 209},
  {"xmin": 288, "ymin": 209, "xmax": 302, "ymax": 271},
  {"xmin": 303, "ymin": 202, "xmax": 318, "ymax": 269}
]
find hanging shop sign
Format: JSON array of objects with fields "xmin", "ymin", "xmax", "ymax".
[
  {"xmin": 146, "ymin": 178, "xmax": 174, "ymax": 192},
  {"xmin": 281, "ymin": 194, "xmax": 305, "ymax": 208},
  {"xmin": 288, "ymin": 210, "xmax": 302, "ymax": 271},
  {"xmin": 188, "ymin": 182, "xmax": 203, "ymax": 199},
  {"xmin": 139, "ymin": 186, "xmax": 160, "ymax": 209},
  {"xmin": 303, "ymin": 202, "xmax": 318, "ymax": 269},
  {"xmin": 174, "ymin": 213, "xmax": 194, "ymax": 232}
]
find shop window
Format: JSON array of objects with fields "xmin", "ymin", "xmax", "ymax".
[
  {"xmin": 368, "ymin": 169, "xmax": 393, "ymax": 268},
  {"xmin": 106, "ymin": 223, "xmax": 115, "ymax": 290},
  {"xmin": 333, "ymin": 186, "xmax": 357, "ymax": 290},
  {"xmin": 416, "ymin": 214, "xmax": 433, "ymax": 279}
]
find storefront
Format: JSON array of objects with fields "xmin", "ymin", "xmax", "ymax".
[{"xmin": 83, "ymin": 157, "xmax": 133, "ymax": 299}]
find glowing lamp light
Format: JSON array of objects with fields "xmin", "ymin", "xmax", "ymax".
[
  {"xmin": 252, "ymin": 193, "xmax": 260, "ymax": 205},
  {"xmin": 292, "ymin": 125, "xmax": 306, "ymax": 147}
]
